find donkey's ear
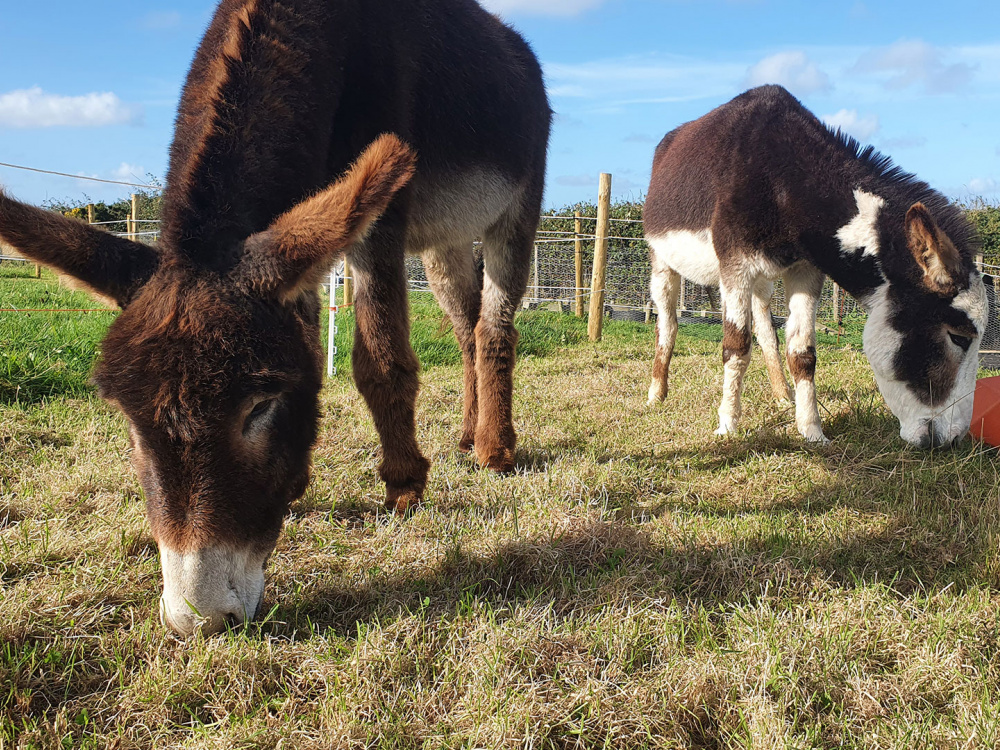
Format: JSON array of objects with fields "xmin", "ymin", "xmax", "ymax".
[
  {"xmin": 233, "ymin": 133, "xmax": 416, "ymax": 301},
  {"xmin": 0, "ymin": 191, "xmax": 159, "ymax": 308},
  {"xmin": 906, "ymin": 202, "xmax": 963, "ymax": 296}
]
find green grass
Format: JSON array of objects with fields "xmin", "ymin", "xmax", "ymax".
[{"xmin": 3, "ymin": 265, "xmax": 1000, "ymax": 748}]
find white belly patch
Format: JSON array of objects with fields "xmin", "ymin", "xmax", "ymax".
[{"xmin": 647, "ymin": 229, "xmax": 720, "ymax": 286}]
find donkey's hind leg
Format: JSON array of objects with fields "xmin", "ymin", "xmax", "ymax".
[
  {"xmin": 474, "ymin": 203, "xmax": 535, "ymax": 473},
  {"xmin": 648, "ymin": 263, "xmax": 682, "ymax": 404},
  {"xmin": 784, "ymin": 263, "xmax": 827, "ymax": 443},
  {"xmin": 752, "ymin": 279, "xmax": 793, "ymax": 402},
  {"xmin": 423, "ymin": 243, "xmax": 482, "ymax": 453}
]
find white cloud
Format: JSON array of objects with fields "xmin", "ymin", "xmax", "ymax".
[
  {"xmin": 112, "ymin": 163, "xmax": 147, "ymax": 183},
  {"xmin": 967, "ymin": 178, "xmax": 999, "ymax": 195},
  {"xmin": 545, "ymin": 55, "xmax": 744, "ymax": 104},
  {"xmin": 0, "ymin": 87, "xmax": 140, "ymax": 128},
  {"xmin": 822, "ymin": 109, "xmax": 880, "ymax": 141},
  {"xmin": 852, "ymin": 39, "xmax": 975, "ymax": 94},
  {"xmin": 481, "ymin": 0, "xmax": 604, "ymax": 16},
  {"xmin": 745, "ymin": 51, "xmax": 832, "ymax": 95},
  {"xmin": 141, "ymin": 10, "xmax": 182, "ymax": 30}
]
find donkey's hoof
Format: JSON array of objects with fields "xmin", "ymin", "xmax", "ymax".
[
  {"xmin": 647, "ymin": 382, "xmax": 668, "ymax": 405},
  {"xmin": 476, "ymin": 445, "xmax": 515, "ymax": 474},
  {"xmin": 385, "ymin": 485, "xmax": 423, "ymax": 515},
  {"xmin": 715, "ymin": 418, "xmax": 738, "ymax": 437},
  {"xmin": 800, "ymin": 427, "xmax": 830, "ymax": 445}
]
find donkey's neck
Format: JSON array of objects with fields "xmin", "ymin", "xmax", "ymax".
[
  {"xmin": 805, "ymin": 190, "xmax": 894, "ymax": 304},
  {"xmin": 159, "ymin": 0, "xmax": 344, "ymax": 269},
  {"xmin": 808, "ymin": 147, "xmax": 977, "ymax": 306}
]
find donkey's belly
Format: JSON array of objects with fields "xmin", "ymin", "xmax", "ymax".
[
  {"xmin": 406, "ymin": 169, "xmax": 518, "ymax": 251},
  {"xmin": 647, "ymin": 229, "xmax": 720, "ymax": 286}
]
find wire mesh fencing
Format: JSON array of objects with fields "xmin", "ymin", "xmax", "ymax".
[{"xmin": 397, "ymin": 217, "xmax": 1000, "ymax": 353}]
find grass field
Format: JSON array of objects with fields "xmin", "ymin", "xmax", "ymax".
[{"xmin": 3, "ymin": 261, "xmax": 1000, "ymax": 748}]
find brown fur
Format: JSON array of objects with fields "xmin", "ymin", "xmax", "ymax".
[
  {"xmin": 906, "ymin": 202, "xmax": 963, "ymax": 296},
  {"xmin": 0, "ymin": 0, "xmax": 549, "ymax": 575},
  {"xmin": 473, "ymin": 321, "xmax": 519, "ymax": 472},
  {"xmin": 787, "ymin": 346, "xmax": 817, "ymax": 383},
  {"xmin": 651, "ymin": 338, "xmax": 672, "ymax": 392},
  {"xmin": 722, "ymin": 320, "xmax": 752, "ymax": 363}
]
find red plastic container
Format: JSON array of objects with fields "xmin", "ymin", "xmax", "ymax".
[{"xmin": 969, "ymin": 375, "xmax": 1000, "ymax": 446}]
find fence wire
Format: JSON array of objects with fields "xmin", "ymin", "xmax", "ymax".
[
  {"xmin": 396, "ymin": 217, "xmax": 1000, "ymax": 351},
  {"xmin": 5, "ymin": 211, "xmax": 1000, "ymax": 352}
]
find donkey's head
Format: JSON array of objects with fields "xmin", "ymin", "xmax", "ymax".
[
  {"xmin": 862, "ymin": 202, "xmax": 987, "ymax": 448},
  {"xmin": 0, "ymin": 135, "xmax": 415, "ymax": 635}
]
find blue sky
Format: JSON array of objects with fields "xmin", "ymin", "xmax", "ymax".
[{"xmin": 1, "ymin": 0, "xmax": 998, "ymax": 209}]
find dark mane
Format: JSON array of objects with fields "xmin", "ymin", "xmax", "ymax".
[{"xmin": 830, "ymin": 128, "xmax": 981, "ymax": 258}]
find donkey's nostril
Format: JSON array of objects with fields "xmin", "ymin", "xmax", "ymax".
[{"xmin": 225, "ymin": 613, "xmax": 241, "ymax": 629}]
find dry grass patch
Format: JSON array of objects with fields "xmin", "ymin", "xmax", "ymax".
[{"xmin": 3, "ymin": 295, "xmax": 1000, "ymax": 748}]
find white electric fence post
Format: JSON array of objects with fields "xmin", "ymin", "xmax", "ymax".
[{"xmin": 327, "ymin": 267, "xmax": 340, "ymax": 377}]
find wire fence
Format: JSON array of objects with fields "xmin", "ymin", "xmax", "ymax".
[
  {"xmin": 6, "ymin": 210, "xmax": 1000, "ymax": 352},
  {"xmin": 387, "ymin": 214, "xmax": 996, "ymax": 352}
]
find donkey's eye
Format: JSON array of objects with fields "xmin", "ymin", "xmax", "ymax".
[
  {"xmin": 948, "ymin": 332, "xmax": 973, "ymax": 352},
  {"xmin": 244, "ymin": 398, "xmax": 277, "ymax": 432}
]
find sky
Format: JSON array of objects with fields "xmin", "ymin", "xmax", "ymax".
[{"xmin": 0, "ymin": 0, "xmax": 998, "ymax": 210}]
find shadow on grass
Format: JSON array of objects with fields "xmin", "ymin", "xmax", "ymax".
[{"xmin": 264, "ymin": 454, "xmax": 996, "ymax": 643}]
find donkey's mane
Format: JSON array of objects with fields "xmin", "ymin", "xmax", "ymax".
[
  {"xmin": 161, "ymin": 0, "xmax": 322, "ymax": 267},
  {"xmin": 830, "ymin": 128, "xmax": 981, "ymax": 257}
]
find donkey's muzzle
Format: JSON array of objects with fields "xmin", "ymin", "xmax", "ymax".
[{"xmin": 157, "ymin": 543, "xmax": 268, "ymax": 637}]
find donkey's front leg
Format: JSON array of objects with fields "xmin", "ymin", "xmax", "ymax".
[
  {"xmin": 350, "ymin": 238, "xmax": 431, "ymax": 513},
  {"xmin": 717, "ymin": 275, "xmax": 753, "ymax": 436},
  {"xmin": 784, "ymin": 264, "xmax": 828, "ymax": 443}
]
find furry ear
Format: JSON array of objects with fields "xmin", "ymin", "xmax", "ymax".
[
  {"xmin": 233, "ymin": 134, "xmax": 417, "ymax": 301},
  {"xmin": 0, "ymin": 191, "xmax": 159, "ymax": 307},
  {"xmin": 906, "ymin": 202, "xmax": 962, "ymax": 296}
]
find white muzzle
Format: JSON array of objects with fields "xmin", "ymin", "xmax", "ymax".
[{"xmin": 158, "ymin": 543, "xmax": 267, "ymax": 636}]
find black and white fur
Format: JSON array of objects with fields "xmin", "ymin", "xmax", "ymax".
[{"xmin": 644, "ymin": 85, "xmax": 987, "ymax": 448}]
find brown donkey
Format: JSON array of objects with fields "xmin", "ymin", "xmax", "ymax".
[{"xmin": 0, "ymin": 0, "xmax": 550, "ymax": 636}]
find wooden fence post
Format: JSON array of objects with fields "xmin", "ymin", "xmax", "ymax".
[
  {"xmin": 87, "ymin": 203, "xmax": 95, "ymax": 225},
  {"xmin": 343, "ymin": 260, "xmax": 353, "ymax": 306},
  {"xmin": 574, "ymin": 211, "xmax": 584, "ymax": 317},
  {"xmin": 130, "ymin": 193, "xmax": 139, "ymax": 239},
  {"xmin": 587, "ymin": 173, "xmax": 612, "ymax": 342}
]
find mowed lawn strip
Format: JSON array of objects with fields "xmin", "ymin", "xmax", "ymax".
[{"xmin": 3, "ymin": 263, "xmax": 1000, "ymax": 748}]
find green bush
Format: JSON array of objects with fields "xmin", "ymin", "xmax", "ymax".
[{"xmin": 962, "ymin": 200, "xmax": 1000, "ymax": 265}]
